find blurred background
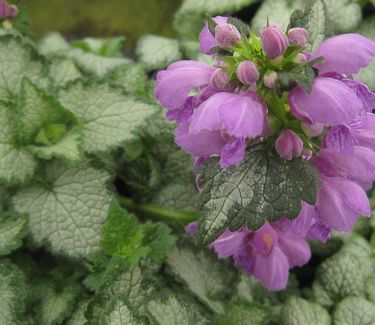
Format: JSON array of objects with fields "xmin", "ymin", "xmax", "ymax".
[{"xmin": 27, "ymin": 0, "xmax": 182, "ymax": 53}]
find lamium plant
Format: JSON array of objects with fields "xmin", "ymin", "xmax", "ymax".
[
  {"xmin": 2, "ymin": 0, "xmax": 375, "ymax": 324},
  {"xmin": 156, "ymin": 7, "xmax": 375, "ymax": 290}
]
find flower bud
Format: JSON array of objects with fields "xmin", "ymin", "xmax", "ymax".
[
  {"xmin": 287, "ymin": 27, "xmax": 308, "ymax": 48},
  {"xmin": 301, "ymin": 122, "xmax": 324, "ymax": 137},
  {"xmin": 293, "ymin": 53, "xmax": 307, "ymax": 64},
  {"xmin": 0, "ymin": 1, "xmax": 18, "ymax": 19},
  {"xmin": 215, "ymin": 23, "xmax": 241, "ymax": 47},
  {"xmin": 209, "ymin": 69, "xmax": 233, "ymax": 90},
  {"xmin": 236, "ymin": 61, "xmax": 259, "ymax": 85},
  {"xmin": 275, "ymin": 130, "xmax": 303, "ymax": 160},
  {"xmin": 261, "ymin": 25, "xmax": 289, "ymax": 59},
  {"xmin": 263, "ymin": 71, "xmax": 277, "ymax": 89}
]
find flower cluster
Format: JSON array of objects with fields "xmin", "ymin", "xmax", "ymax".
[{"xmin": 155, "ymin": 16, "xmax": 375, "ymax": 290}]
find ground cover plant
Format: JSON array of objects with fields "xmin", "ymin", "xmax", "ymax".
[{"xmin": 1, "ymin": 0, "xmax": 375, "ymax": 324}]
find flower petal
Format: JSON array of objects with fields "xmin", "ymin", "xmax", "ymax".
[
  {"xmin": 312, "ymin": 34, "xmax": 375, "ymax": 74},
  {"xmin": 289, "ymin": 77, "xmax": 362, "ymax": 125},
  {"xmin": 218, "ymin": 92, "xmax": 266, "ymax": 138},
  {"xmin": 155, "ymin": 60, "xmax": 214, "ymax": 111},
  {"xmin": 199, "ymin": 16, "xmax": 228, "ymax": 54},
  {"xmin": 175, "ymin": 123, "xmax": 226, "ymax": 158},
  {"xmin": 252, "ymin": 246, "xmax": 289, "ymax": 291},
  {"xmin": 316, "ymin": 176, "xmax": 371, "ymax": 232},
  {"xmin": 210, "ymin": 229, "xmax": 248, "ymax": 259},
  {"xmin": 219, "ymin": 138, "xmax": 246, "ymax": 168},
  {"xmin": 189, "ymin": 92, "xmax": 234, "ymax": 134}
]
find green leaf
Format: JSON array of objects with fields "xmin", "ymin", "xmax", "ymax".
[
  {"xmin": 333, "ymin": 297, "xmax": 375, "ymax": 325},
  {"xmin": 280, "ymin": 297, "xmax": 331, "ymax": 325},
  {"xmin": 101, "ymin": 299, "xmax": 144, "ymax": 325},
  {"xmin": 0, "ymin": 259, "xmax": 27, "ymax": 325},
  {"xmin": 28, "ymin": 130, "xmax": 84, "ymax": 164},
  {"xmin": 100, "ymin": 204, "xmax": 150, "ymax": 264},
  {"xmin": 166, "ymin": 238, "xmax": 236, "ymax": 313},
  {"xmin": 174, "ymin": 0, "xmax": 255, "ymax": 38},
  {"xmin": 13, "ymin": 161, "xmax": 113, "ymax": 257},
  {"xmin": 49, "ymin": 58, "xmax": 82, "ymax": 88},
  {"xmin": 17, "ymin": 78, "xmax": 83, "ymax": 163},
  {"xmin": 68, "ymin": 48, "xmax": 132, "ymax": 77},
  {"xmin": 101, "ymin": 203, "xmax": 176, "ymax": 265},
  {"xmin": 227, "ymin": 17, "xmax": 250, "ymax": 37},
  {"xmin": 312, "ymin": 247, "xmax": 374, "ymax": 306},
  {"xmin": 324, "ymin": 0, "xmax": 361, "ymax": 33},
  {"xmin": 66, "ymin": 300, "xmax": 89, "ymax": 325},
  {"xmin": 86, "ymin": 294, "xmax": 147, "ymax": 325},
  {"xmin": 214, "ymin": 301, "xmax": 272, "ymax": 325},
  {"xmin": 357, "ymin": 17, "xmax": 375, "ymax": 90},
  {"xmin": 58, "ymin": 81, "xmax": 157, "ymax": 154},
  {"xmin": 0, "ymin": 35, "xmax": 49, "ymax": 101},
  {"xmin": 135, "ymin": 35, "xmax": 182, "ymax": 71},
  {"xmin": 106, "ymin": 64, "xmax": 148, "ymax": 97},
  {"xmin": 105, "ymin": 263, "xmax": 154, "ymax": 309},
  {"xmin": 36, "ymin": 280, "xmax": 80, "ymax": 325},
  {"xmin": 289, "ymin": 0, "xmax": 331, "ymax": 51},
  {"xmin": 71, "ymin": 36, "xmax": 125, "ymax": 57},
  {"xmin": 147, "ymin": 289, "xmax": 211, "ymax": 325},
  {"xmin": 197, "ymin": 146, "xmax": 318, "ymax": 244},
  {"xmin": 0, "ymin": 212, "xmax": 28, "ymax": 256},
  {"xmin": 277, "ymin": 62, "xmax": 316, "ymax": 93},
  {"xmin": 0, "ymin": 102, "xmax": 37, "ymax": 185},
  {"xmin": 252, "ymin": 0, "xmax": 304, "ymax": 32},
  {"xmin": 38, "ymin": 32, "xmax": 71, "ymax": 56}
]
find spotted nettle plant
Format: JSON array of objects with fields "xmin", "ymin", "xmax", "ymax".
[
  {"xmin": 2, "ymin": 0, "xmax": 375, "ymax": 324},
  {"xmin": 156, "ymin": 6, "xmax": 375, "ymax": 290}
]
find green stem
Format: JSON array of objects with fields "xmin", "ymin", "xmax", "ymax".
[
  {"xmin": 264, "ymin": 90, "xmax": 287, "ymax": 123},
  {"xmin": 118, "ymin": 196, "xmax": 198, "ymax": 225}
]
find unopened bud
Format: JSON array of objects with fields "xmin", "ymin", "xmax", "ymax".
[
  {"xmin": 215, "ymin": 23, "xmax": 241, "ymax": 47},
  {"xmin": 209, "ymin": 69, "xmax": 233, "ymax": 90},
  {"xmin": 0, "ymin": 1, "xmax": 18, "ymax": 19},
  {"xmin": 293, "ymin": 53, "xmax": 307, "ymax": 64},
  {"xmin": 263, "ymin": 71, "xmax": 277, "ymax": 89},
  {"xmin": 301, "ymin": 122, "xmax": 324, "ymax": 137},
  {"xmin": 275, "ymin": 130, "xmax": 303, "ymax": 160},
  {"xmin": 236, "ymin": 61, "xmax": 259, "ymax": 85},
  {"xmin": 287, "ymin": 27, "xmax": 308, "ymax": 48},
  {"xmin": 261, "ymin": 25, "xmax": 289, "ymax": 59}
]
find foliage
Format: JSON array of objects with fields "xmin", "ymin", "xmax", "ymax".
[{"xmin": 0, "ymin": 1, "xmax": 375, "ymax": 324}]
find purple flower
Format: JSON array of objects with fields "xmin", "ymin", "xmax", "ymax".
[
  {"xmin": 175, "ymin": 122, "xmax": 227, "ymax": 158},
  {"xmin": 210, "ymin": 221, "xmax": 311, "ymax": 291},
  {"xmin": 155, "ymin": 61, "xmax": 215, "ymax": 122},
  {"xmin": 263, "ymin": 71, "xmax": 278, "ymax": 88},
  {"xmin": 311, "ymin": 34, "xmax": 375, "ymax": 75},
  {"xmin": 215, "ymin": 23, "xmax": 241, "ymax": 47},
  {"xmin": 185, "ymin": 222, "xmax": 198, "ymax": 235},
  {"xmin": 287, "ymin": 28, "xmax": 308, "ymax": 48},
  {"xmin": 289, "ymin": 77, "xmax": 363, "ymax": 125},
  {"xmin": 0, "ymin": 0, "xmax": 18, "ymax": 19},
  {"xmin": 209, "ymin": 69, "xmax": 234, "ymax": 90},
  {"xmin": 275, "ymin": 129, "xmax": 304, "ymax": 160},
  {"xmin": 313, "ymin": 146, "xmax": 375, "ymax": 190},
  {"xmin": 261, "ymin": 25, "xmax": 289, "ymax": 59},
  {"xmin": 352, "ymin": 113, "xmax": 375, "ymax": 151},
  {"xmin": 335, "ymin": 77, "xmax": 375, "ymax": 113},
  {"xmin": 315, "ymin": 175, "xmax": 371, "ymax": 232},
  {"xmin": 199, "ymin": 16, "xmax": 228, "ymax": 54},
  {"xmin": 176, "ymin": 91, "xmax": 266, "ymax": 167},
  {"xmin": 236, "ymin": 61, "xmax": 260, "ymax": 85},
  {"xmin": 324, "ymin": 124, "xmax": 358, "ymax": 153},
  {"xmin": 276, "ymin": 202, "xmax": 331, "ymax": 242}
]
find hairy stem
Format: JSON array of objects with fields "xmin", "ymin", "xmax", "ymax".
[{"xmin": 118, "ymin": 196, "xmax": 198, "ymax": 224}]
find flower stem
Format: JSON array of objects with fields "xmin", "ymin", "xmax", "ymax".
[{"xmin": 118, "ymin": 196, "xmax": 198, "ymax": 225}]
